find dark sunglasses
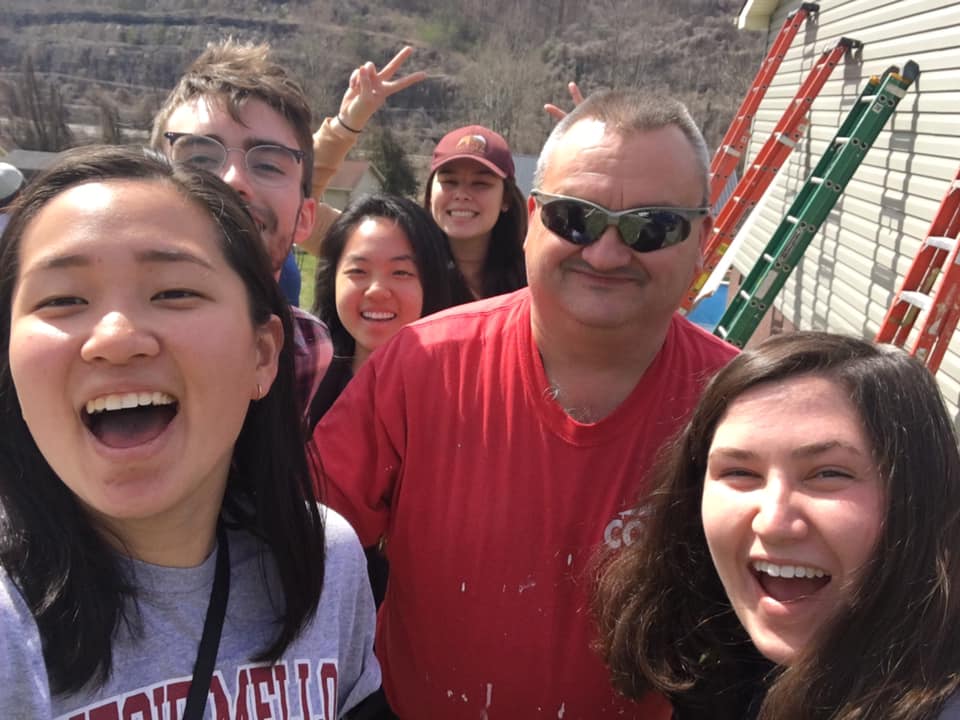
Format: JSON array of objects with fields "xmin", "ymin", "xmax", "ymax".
[{"xmin": 531, "ymin": 190, "xmax": 709, "ymax": 253}]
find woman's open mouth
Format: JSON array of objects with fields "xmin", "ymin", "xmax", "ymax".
[
  {"xmin": 82, "ymin": 391, "xmax": 178, "ymax": 449},
  {"xmin": 751, "ymin": 560, "xmax": 831, "ymax": 603}
]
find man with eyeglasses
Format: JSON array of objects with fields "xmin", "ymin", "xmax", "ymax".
[
  {"xmin": 150, "ymin": 40, "xmax": 421, "ymax": 423},
  {"xmin": 149, "ymin": 40, "xmax": 329, "ymax": 422},
  {"xmin": 312, "ymin": 90, "xmax": 737, "ymax": 718}
]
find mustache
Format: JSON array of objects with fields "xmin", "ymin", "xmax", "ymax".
[{"xmin": 561, "ymin": 258, "xmax": 646, "ymax": 282}]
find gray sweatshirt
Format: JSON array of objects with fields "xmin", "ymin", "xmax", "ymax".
[{"xmin": 0, "ymin": 507, "xmax": 380, "ymax": 719}]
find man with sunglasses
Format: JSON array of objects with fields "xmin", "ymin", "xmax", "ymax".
[{"xmin": 314, "ymin": 90, "xmax": 737, "ymax": 718}]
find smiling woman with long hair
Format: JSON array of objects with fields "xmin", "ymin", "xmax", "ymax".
[
  {"xmin": 423, "ymin": 125, "xmax": 527, "ymax": 299},
  {"xmin": 594, "ymin": 332, "xmax": 960, "ymax": 720},
  {"xmin": 310, "ymin": 192, "xmax": 471, "ymax": 424},
  {"xmin": 0, "ymin": 145, "xmax": 379, "ymax": 717}
]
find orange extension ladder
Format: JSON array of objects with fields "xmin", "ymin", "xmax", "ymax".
[
  {"xmin": 875, "ymin": 165, "xmax": 960, "ymax": 373},
  {"xmin": 709, "ymin": 2, "xmax": 820, "ymax": 208},
  {"xmin": 681, "ymin": 36, "xmax": 861, "ymax": 315}
]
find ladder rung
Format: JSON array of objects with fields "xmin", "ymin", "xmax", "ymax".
[
  {"xmin": 900, "ymin": 291, "xmax": 933, "ymax": 311},
  {"xmin": 810, "ymin": 176, "xmax": 824, "ymax": 185},
  {"xmin": 716, "ymin": 325, "xmax": 729, "ymax": 339},
  {"xmin": 925, "ymin": 236, "xmax": 957, "ymax": 252},
  {"xmin": 888, "ymin": 85, "xmax": 907, "ymax": 99},
  {"xmin": 721, "ymin": 146, "xmax": 741, "ymax": 158},
  {"xmin": 786, "ymin": 215, "xmax": 799, "ymax": 224},
  {"xmin": 762, "ymin": 253, "xmax": 775, "ymax": 262},
  {"xmin": 738, "ymin": 290, "xmax": 751, "ymax": 301},
  {"xmin": 775, "ymin": 133, "xmax": 798, "ymax": 148},
  {"xmin": 835, "ymin": 137, "xmax": 850, "ymax": 144}
]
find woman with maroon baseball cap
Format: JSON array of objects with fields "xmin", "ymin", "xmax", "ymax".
[
  {"xmin": 424, "ymin": 125, "xmax": 527, "ymax": 299},
  {"xmin": 305, "ymin": 48, "xmax": 527, "ymax": 300}
]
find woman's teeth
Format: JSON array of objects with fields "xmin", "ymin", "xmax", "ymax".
[
  {"xmin": 361, "ymin": 311, "xmax": 397, "ymax": 321},
  {"xmin": 86, "ymin": 391, "xmax": 176, "ymax": 415},
  {"xmin": 752, "ymin": 560, "xmax": 827, "ymax": 579}
]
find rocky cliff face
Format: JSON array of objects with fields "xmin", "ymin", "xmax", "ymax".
[{"xmin": 1, "ymin": 0, "xmax": 764, "ymax": 154}]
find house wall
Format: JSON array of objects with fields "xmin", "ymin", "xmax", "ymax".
[
  {"xmin": 353, "ymin": 170, "xmax": 383, "ymax": 198},
  {"xmin": 322, "ymin": 188, "xmax": 350, "ymax": 211},
  {"xmin": 736, "ymin": 0, "xmax": 960, "ymax": 415},
  {"xmin": 321, "ymin": 169, "xmax": 383, "ymax": 211}
]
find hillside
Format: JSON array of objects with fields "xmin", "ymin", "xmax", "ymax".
[{"xmin": 0, "ymin": 0, "xmax": 765, "ymax": 159}]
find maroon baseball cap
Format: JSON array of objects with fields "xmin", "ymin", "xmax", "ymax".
[{"xmin": 430, "ymin": 125, "xmax": 515, "ymax": 180}]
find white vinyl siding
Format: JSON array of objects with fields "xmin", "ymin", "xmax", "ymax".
[{"xmin": 734, "ymin": 0, "xmax": 960, "ymax": 417}]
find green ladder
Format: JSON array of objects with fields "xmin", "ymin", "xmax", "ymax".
[{"xmin": 714, "ymin": 61, "xmax": 920, "ymax": 347}]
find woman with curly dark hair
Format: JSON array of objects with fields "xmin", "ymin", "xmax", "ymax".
[{"xmin": 595, "ymin": 332, "xmax": 960, "ymax": 720}]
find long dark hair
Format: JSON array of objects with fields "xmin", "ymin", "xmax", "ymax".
[
  {"xmin": 0, "ymin": 145, "xmax": 325, "ymax": 694},
  {"xmin": 423, "ymin": 173, "xmax": 527, "ymax": 298},
  {"xmin": 594, "ymin": 332, "xmax": 960, "ymax": 720},
  {"xmin": 312, "ymin": 192, "xmax": 472, "ymax": 358}
]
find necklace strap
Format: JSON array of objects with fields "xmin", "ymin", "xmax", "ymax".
[{"xmin": 182, "ymin": 523, "xmax": 231, "ymax": 720}]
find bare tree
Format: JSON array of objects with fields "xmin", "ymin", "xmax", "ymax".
[
  {"xmin": 96, "ymin": 92, "xmax": 124, "ymax": 145},
  {"xmin": 2, "ymin": 55, "xmax": 73, "ymax": 151},
  {"xmin": 459, "ymin": 39, "xmax": 554, "ymax": 153}
]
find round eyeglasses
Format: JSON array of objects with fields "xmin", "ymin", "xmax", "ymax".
[{"xmin": 163, "ymin": 132, "xmax": 305, "ymax": 191}]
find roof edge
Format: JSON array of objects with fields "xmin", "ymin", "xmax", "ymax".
[{"xmin": 737, "ymin": 0, "xmax": 778, "ymax": 30}]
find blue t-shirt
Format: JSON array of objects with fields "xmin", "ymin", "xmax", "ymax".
[{"xmin": 279, "ymin": 250, "xmax": 302, "ymax": 307}]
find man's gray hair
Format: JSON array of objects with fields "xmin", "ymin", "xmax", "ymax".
[{"xmin": 533, "ymin": 89, "xmax": 710, "ymax": 202}]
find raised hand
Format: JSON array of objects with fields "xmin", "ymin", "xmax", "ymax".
[
  {"xmin": 337, "ymin": 46, "xmax": 427, "ymax": 133},
  {"xmin": 543, "ymin": 81, "xmax": 585, "ymax": 122}
]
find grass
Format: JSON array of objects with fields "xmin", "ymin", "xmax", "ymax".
[{"xmin": 294, "ymin": 247, "xmax": 318, "ymax": 312}]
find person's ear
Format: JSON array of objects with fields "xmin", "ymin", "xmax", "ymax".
[
  {"xmin": 251, "ymin": 314, "xmax": 283, "ymax": 400},
  {"xmin": 695, "ymin": 213, "xmax": 714, "ymax": 272},
  {"xmin": 523, "ymin": 195, "xmax": 539, "ymax": 251},
  {"xmin": 293, "ymin": 197, "xmax": 317, "ymax": 248}
]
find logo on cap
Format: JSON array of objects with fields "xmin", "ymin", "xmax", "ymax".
[{"xmin": 456, "ymin": 134, "xmax": 488, "ymax": 155}]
